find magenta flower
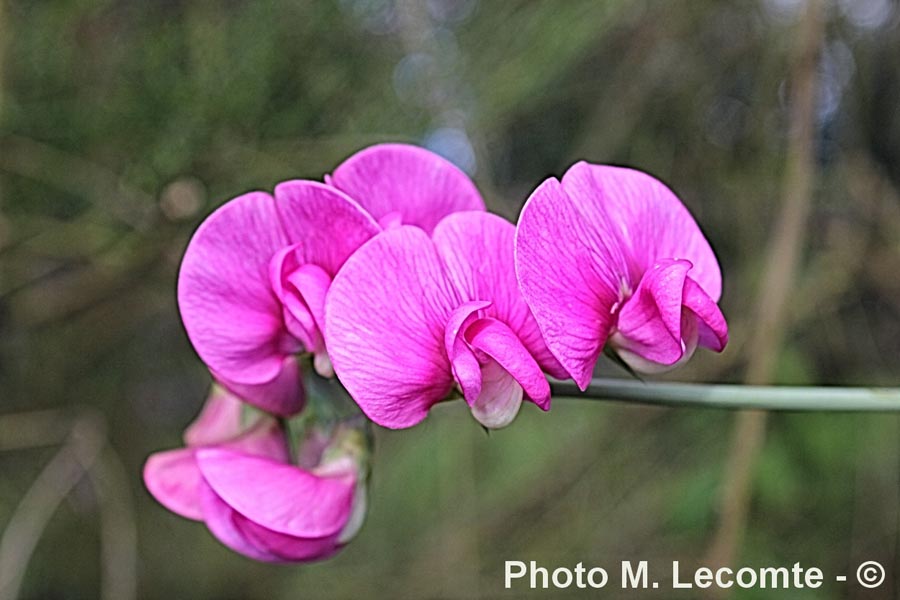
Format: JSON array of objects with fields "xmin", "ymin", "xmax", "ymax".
[
  {"xmin": 515, "ymin": 162, "xmax": 728, "ymax": 387},
  {"xmin": 325, "ymin": 211, "xmax": 568, "ymax": 429},
  {"xmin": 177, "ymin": 144, "xmax": 484, "ymax": 416},
  {"xmin": 143, "ymin": 387, "xmax": 368, "ymax": 563}
]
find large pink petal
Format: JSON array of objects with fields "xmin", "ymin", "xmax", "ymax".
[
  {"xmin": 325, "ymin": 226, "xmax": 461, "ymax": 429},
  {"xmin": 214, "ymin": 356, "xmax": 304, "ymax": 417},
  {"xmin": 613, "ymin": 259, "xmax": 692, "ymax": 366},
  {"xmin": 561, "ymin": 162, "xmax": 722, "ymax": 300},
  {"xmin": 465, "ymin": 317, "xmax": 551, "ymax": 409},
  {"xmin": 178, "ymin": 192, "xmax": 293, "ymax": 385},
  {"xmin": 196, "ymin": 448, "xmax": 355, "ymax": 538},
  {"xmin": 145, "ymin": 416, "xmax": 291, "ymax": 524},
  {"xmin": 143, "ymin": 448, "xmax": 203, "ymax": 521},
  {"xmin": 329, "ymin": 143, "xmax": 485, "ymax": 233},
  {"xmin": 274, "ymin": 180, "xmax": 380, "ymax": 276},
  {"xmin": 433, "ymin": 211, "xmax": 566, "ymax": 379},
  {"xmin": 515, "ymin": 178, "xmax": 622, "ymax": 389}
]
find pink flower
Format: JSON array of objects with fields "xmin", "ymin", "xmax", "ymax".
[
  {"xmin": 177, "ymin": 144, "xmax": 484, "ymax": 416},
  {"xmin": 325, "ymin": 211, "xmax": 568, "ymax": 429},
  {"xmin": 515, "ymin": 162, "xmax": 728, "ymax": 387},
  {"xmin": 143, "ymin": 387, "xmax": 368, "ymax": 563}
]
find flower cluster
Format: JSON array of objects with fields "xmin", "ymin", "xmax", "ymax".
[
  {"xmin": 145, "ymin": 144, "xmax": 727, "ymax": 563},
  {"xmin": 144, "ymin": 386, "xmax": 367, "ymax": 562}
]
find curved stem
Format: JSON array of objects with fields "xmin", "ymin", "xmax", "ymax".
[{"xmin": 551, "ymin": 378, "xmax": 900, "ymax": 412}]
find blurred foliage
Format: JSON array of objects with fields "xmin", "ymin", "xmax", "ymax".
[{"xmin": 2, "ymin": 0, "xmax": 900, "ymax": 598}]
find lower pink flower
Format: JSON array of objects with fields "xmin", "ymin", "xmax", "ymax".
[{"xmin": 143, "ymin": 388, "xmax": 367, "ymax": 563}]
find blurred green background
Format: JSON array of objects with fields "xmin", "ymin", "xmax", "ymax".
[{"xmin": 2, "ymin": 0, "xmax": 900, "ymax": 598}]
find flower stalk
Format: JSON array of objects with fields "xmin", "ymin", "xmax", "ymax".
[{"xmin": 551, "ymin": 378, "xmax": 900, "ymax": 412}]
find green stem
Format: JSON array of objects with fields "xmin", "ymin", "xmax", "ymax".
[{"xmin": 551, "ymin": 378, "xmax": 900, "ymax": 412}]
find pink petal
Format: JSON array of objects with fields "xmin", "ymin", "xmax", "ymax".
[
  {"xmin": 214, "ymin": 355, "xmax": 304, "ymax": 417},
  {"xmin": 199, "ymin": 479, "xmax": 283, "ymax": 562},
  {"xmin": 269, "ymin": 245, "xmax": 321, "ymax": 351},
  {"xmin": 433, "ymin": 211, "xmax": 566, "ymax": 379},
  {"xmin": 143, "ymin": 448, "xmax": 203, "ymax": 521},
  {"xmin": 329, "ymin": 143, "xmax": 485, "ymax": 233},
  {"xmin": 268, "ymin": 245, "xmax": 335, "ymax": 376},
  {"xmin": 178, "ymin": 192, "xmax": 293, "ymax": 385},
  {"xmin": 232, "ymin": 517, "xmax": 342, "ymax": 562},
  {"xmin": 145, "ymin": 416, "xmax": 291, "ymax": 524},
  {"xmin": 288, "ymin": 263, "xmax": 334, "ymax": 376},
  {"xmin": 683, "ymin": 277, "xmax": 728, "ymax": 352},
  {"xmin": 515, "ymin": 178, "xmax": 622, "ymax": 389},
  {"xmin": 196, "ymin": 448, "xmax": 356, "ymax": 538},
  {"xmin": 560, "ymin": 162, "xmax": 722, "ymax": 301},
  {"xmin": 465, "ymin": 317, "xmax": 551, "ymax": 409},
  {"xmin": 183, "ymin": 386, "xmax": 245, "ymax": 447},
  {"xmin": 274, "ymin": 180, "xmax": 380, "ymax": 277},
  {"xmin": 444, "ymin": 300, "xmax": 492, "ymax": 404},
  {"xmin": 613, "ymin": 259, "xmax": 692, "ymax": 367},
  {"xmin": 286, "ymin": 264, "xmax": 331, "ymax": 343},
  {"xmin": 325, "ymin": 226, "xmax": 461, "ymax": 429}
]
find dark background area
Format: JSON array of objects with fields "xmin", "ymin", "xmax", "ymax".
[{"xmin": 2, "ymin": 1, "xmax": 900, "ymax": 598}]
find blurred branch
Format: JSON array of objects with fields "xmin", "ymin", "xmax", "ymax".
[
  {"xmin": 89, "ymin": 447, "xmax": 138, "ymax": 600},
  {"xmin": 0, "ymin": 135, "xmax": 157, "ymax": 230},
  {"xmin": 5, "ymin": 232, "xmax": 165, "ymax": 329},
  {"xmin": 705, "ymin": 0, "xmax": 825, "ymax": 586},
  {"xmin": 0, "ymin": 409, "xmax": 74, "ymax": 451},
  {"xmin": 0, "ymin": 410, "xmax": 137, "ymax": 600},
  {"xmin": 552, "ymin": 378, "xmax": 900, "ymax": 412},
  {"xmin": 0, "ymin": 413, "xmax": 105, "ymax": 600}
]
